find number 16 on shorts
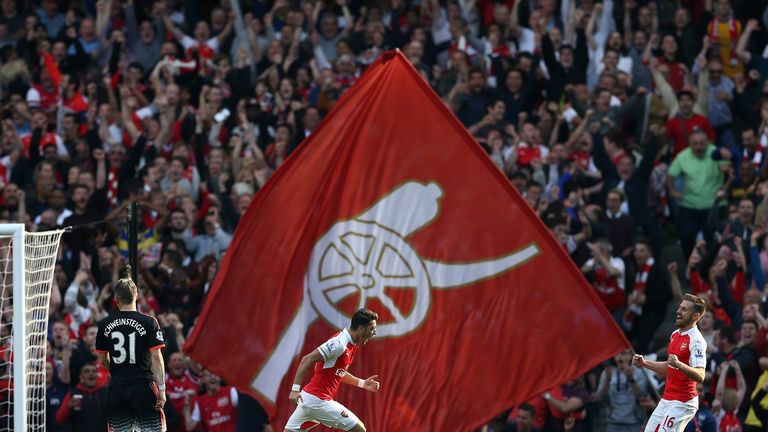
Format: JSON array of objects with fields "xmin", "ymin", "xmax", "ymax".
[
  {"xmin": 654, "ymin": 416, "xmax": 675, "ymax": 432},
  {"xmin": 645, "ymin": 399, "xmax": 697, "ymax": 432}
]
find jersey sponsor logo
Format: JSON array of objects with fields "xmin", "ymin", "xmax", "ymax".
[
  {"xmin": 323, "ymin": 339, "xmax": 340, "ymax": 353},
  {"xmin": 208, "ymin": 415, "xmax": 232, "ymax": 426},
  {"xmin": 168, "ymin": 390, "xmax": 186, "ymax": 399},
  {"xmin": 335, "ymin": 368, "xmax": 347, "ymax": 377}
]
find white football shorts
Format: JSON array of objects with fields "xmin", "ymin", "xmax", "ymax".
[
  {"xmin": 285, "ymin": 391, "xmax": 360, "ymax": 431},
  {"xmin": 643, "ymin": 397, "xmax": 698, "ymax": 432}
]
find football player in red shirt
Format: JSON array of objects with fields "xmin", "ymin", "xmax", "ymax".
[
  {"xmin": 284, "ymin": 309, "xmax": 380, "ymax": 432},
  {"xmin": 633, "ymin": 294, "xmax": 707, "ymax": 432}
]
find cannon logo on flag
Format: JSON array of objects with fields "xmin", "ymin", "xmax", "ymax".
[{"xmin": 252, "ymin": 181, "xmax": 540, "ymax": 402}]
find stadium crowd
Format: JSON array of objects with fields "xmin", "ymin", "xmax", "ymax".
[{"xmin": 0, "ymin": 0, "xmax": 765, "ymax": 430}]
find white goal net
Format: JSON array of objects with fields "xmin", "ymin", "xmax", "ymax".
[{"xmin": 0, "ymin": 226, "xmax": 64, "ymax": 432}]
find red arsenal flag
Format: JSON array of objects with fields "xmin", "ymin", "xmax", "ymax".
[{"xmin": 185, "ymin": 51, "xmax": 629, "ymax": 431}]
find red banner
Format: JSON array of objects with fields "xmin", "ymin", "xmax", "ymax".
[{"xmin": 185, "ymin": 51, "xmax": 629, "ymax": 431}]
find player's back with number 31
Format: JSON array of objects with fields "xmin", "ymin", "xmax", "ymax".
[{"xmin": 96, "ymin": 266, "xmax": 167, "ymax": 432}]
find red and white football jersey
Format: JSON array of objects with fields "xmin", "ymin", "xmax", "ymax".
[
  {"xmin": 663, "ymin": 327, "xmax": 707, "ymax": 403},
  {"xmin": 302, "ymin": 328, "xmax": 357, "ymax": 401},
  {"xmin": 166, "ymin": 373, "xmax": 199, "ymax": 432},
  {"xmin": 192, "ymin": 386, "xmax": 238, "ymax": 432}
]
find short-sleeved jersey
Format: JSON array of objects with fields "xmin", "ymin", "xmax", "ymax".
[
  {"xmin": 663, "ymin": 327, "xmax": 707, "ymax": 403},
  {"xmin": 95, "ymin": 310, "xmax": 165, "ymax": 386},
  {"xmin": 166, "ymin": 374, "xmax": 199, "ymax": 432},
  {"xmin": 302, "ymin": 328, "xmax": 357, "ymax": 401},
  {"xmin": 192, "ymin": 386, "xmax": 238, "ymax": 432}
]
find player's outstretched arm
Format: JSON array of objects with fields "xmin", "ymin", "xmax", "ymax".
[
  {"xmin": 341, "ymin": 372, "xmax": 380, "ymax": 392},
  {"xmin": 632, "ymin": 354, "xmax": 668, "ymax": 379},
  {"xmin": 150, "ymin": 348, "xmax": 167, "ymax": 410},
  {"xmin": 289, "ymin": 349, "xmax": 324, "ymax": 404}
]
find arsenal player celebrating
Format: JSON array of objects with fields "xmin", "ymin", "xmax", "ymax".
[
  {"xmin": 633, "ymin": 294, "xmax": 707, "ymax": 432},
  {"xmin": 284, "ymin": 308, "xmax": 380, "ymax": 432}
]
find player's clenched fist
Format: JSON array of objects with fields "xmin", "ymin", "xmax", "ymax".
[
  {"xmin": 632, "ymin": 354, "xmax": 645, "ymax": 367},
  {"xmin": 667, "ymin": 354, "xmax": 682, "ymax": 369},
  {"xmin": 289, "ymin": 390, "xmax": 303, "ymax": 405},
  {"xmin": 364, "ymin": 375, "xmax": 380, "ymax": 392}
]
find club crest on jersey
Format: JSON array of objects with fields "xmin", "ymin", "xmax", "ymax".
[
  {"xmin": 680, "ymin": 342, "xmax": 687, "ymax": 350},
  {"xmin": 335, "ymin": 369, "xmax": 347, "ymax": 377}
]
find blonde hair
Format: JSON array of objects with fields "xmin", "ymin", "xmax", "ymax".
[
  {"xmin": 0, "ymin": 60, "xmax": 31, "ymax": 87},
  {"xmin": 114, "ymin": 265, "xmax": 138, "ymax": 305},
  {"xmin": 683, "ymin": 294, "xmax": 707, "ymax": 315},
  {"xmin": 723, "ymin": 389, "xmax": 739, "ymax": 412}
]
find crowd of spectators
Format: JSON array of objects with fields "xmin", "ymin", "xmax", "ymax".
[{"xmin": 0, "ymin": 0, "xmax": 766, "ymax": 430}]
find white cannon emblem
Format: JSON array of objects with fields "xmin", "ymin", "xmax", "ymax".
[{"xmin": 252, "ymin": 181, "xmax": 541, "ymax": 402}]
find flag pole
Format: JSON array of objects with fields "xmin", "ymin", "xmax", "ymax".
[{"xmin": 129, "ymin": 201, "xmax": 138, "ymax": 281}]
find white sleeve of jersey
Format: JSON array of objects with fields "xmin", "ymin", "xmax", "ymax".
[
  {"xmin": 689, "ymin": 333, "xmax": 707, "ymax": 368},
  {"xmin": 230, "ymin": 387, "xmax": 238, "ymax": 407},
  {"xmin": 317, "ymin": 335, "xmax": 345, "ymax": 363}
]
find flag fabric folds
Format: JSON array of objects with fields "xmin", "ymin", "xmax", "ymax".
[{"xmin": 185, "ymin": 50, "xmax": 630, "ymax": 431}]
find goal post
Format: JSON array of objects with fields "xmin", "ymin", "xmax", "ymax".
[
  {"xmin": 0, "ymin": 224, "xmax": 65, "ymax": 432},
  {"xmin": 9, "ymin": 224, "xmax": 24, "ymax": 432}
]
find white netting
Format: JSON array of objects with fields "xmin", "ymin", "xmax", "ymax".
[{"xmin": 0, "ymin": 228, "xmax": 64, "ymax": 432}]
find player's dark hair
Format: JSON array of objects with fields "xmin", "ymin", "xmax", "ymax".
[
  {"xmin": 683, "ymin": 293, "xmax": 706, "ymax": 316},
  {"xmin": 114, "ymin": 265, "xmax": 138, "ymax": 305},
  {"xmin": 518, "ymin": 403, "xmax": 536, "ymax": 416},
  {"xmin": 351, "ymin": 308, "xmax": 378, "ymax": 330}
]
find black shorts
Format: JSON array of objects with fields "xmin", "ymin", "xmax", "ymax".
[{"xmin": 108, "ymin": 381, "xmax": 166, "ymax": 432}]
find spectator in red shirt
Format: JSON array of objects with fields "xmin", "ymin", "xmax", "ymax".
[
  {"xmin": 656, "ymin": 34, "xmax": 688, "ymax": 93},
  {"xmin": 665, "ymin": 90, "xmax": 716, "ymax": 156},
  {"xmin": 166, "ymin": 352, "xmax": 198, "ymax": 432},
  {"xmin": 190, "ymin": 370, "xmax": 238, "ymax": 432}
]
